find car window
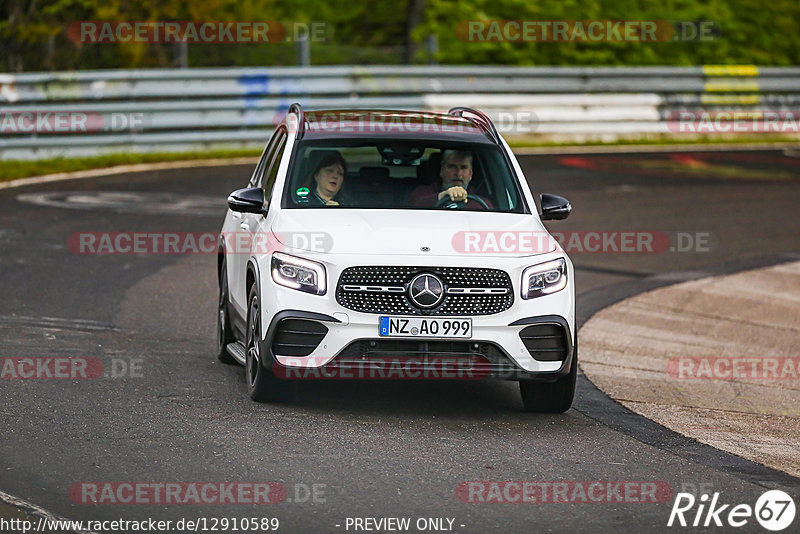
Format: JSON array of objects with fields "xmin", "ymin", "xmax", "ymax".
[
  {"xmin": 249, "ymin": 146, "xmax": 270, "ymax": 188},
  {"xmin": 283, "ymin": 140, "xmax": 527, "ymax": 213},
  {"xmin": 250, "ymin": 127, "xmax": 287, "ymax": 188},
  {"xmin": 262, "ymin": 134, "xmax": 287, "ymax": 200}
]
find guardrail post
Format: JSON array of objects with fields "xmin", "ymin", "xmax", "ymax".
[
  {"xmin": 426, "ymin": 34, "xmax": 438, "ymax": 65},
  {"xmin": 175, "ymin": 41, "xmax": 188, "ymax": 68},
  {"xmin": 297, "ymin": 37, "xmax": 310, "ymax": 66}
]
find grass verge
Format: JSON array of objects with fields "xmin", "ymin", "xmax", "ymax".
[
  {"xmin": 505, "ymin": 133, "xmax": 800, "ymax": 148},
  {"xmin": 0, "ymin": 149, "xmax": 260, "ymax": 183}
]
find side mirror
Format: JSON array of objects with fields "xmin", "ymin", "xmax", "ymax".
[
  {"xmin": 227, "ymin": 187, "xmax": 266, "ymax": 214},
  {"xmin": 540, "ymin": 193, "xmax": 571, "ymax": 221}
]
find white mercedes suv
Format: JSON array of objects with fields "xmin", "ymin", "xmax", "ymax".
[{"xmin": 216, "ymin": 105, "xmax": 576, "ymax": 412}]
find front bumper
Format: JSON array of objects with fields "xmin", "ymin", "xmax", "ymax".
[
  {"xmin": 255, "ymin": 252, "xmax": 576, "ymax": 379},
  {"xmin": 261, "ymin": 310, "xmax": 575, "ymax": 381}
]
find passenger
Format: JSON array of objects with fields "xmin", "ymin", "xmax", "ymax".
[{"xmin": 300, "ymin": 150, "xmax": 348, "ymax": 206}]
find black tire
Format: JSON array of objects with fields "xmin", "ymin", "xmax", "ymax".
[
  {"xmin": 519, "ymin": 344, "xmax": 577, "ymax": 413},
  {"xmin": 216, "ymin": 263, "xmax": 237, "ymax": 364},
  {"xmin": 245, "ymin": 285, "xmax": 295, "ymax": 403}
]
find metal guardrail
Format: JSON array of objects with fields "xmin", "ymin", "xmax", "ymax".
[{"xmin": 1, "ymin": 66, "xmax": 799, "ymax": 159}]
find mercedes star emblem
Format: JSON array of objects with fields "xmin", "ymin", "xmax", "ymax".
[{"xmin": 408, "ymin": 273, "xmax": 444, "ymax": 308}]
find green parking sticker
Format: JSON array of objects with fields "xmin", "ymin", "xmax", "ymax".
[{"xmin": 296, "ymin": 187, "xmax": 310, "ymax": 197}]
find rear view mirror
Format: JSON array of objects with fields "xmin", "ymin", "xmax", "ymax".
[
  {"xmin": 227, "ymin": 187, "xmax": 266, "ymax": 214},
  {"xmin": 540, "ymin": 193, "xmax": 571, "ymax": 221}
]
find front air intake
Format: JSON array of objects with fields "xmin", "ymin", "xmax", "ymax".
[
  {"xmin": 271, "ymin": 319, "xmax": 328, "ymax": 357},
  {"xmin": 519, "ymin": 323, "xmax": 569, "ymax": 362}
]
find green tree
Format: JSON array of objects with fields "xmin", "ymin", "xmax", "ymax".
[{"xmin": 1, "ymin": 0, "xmax": 798, "ymax": 71}]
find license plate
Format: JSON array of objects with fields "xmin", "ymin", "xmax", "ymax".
[{"xmin": 379, "ymin": 317, "xmax": 472, "ymax": 338}]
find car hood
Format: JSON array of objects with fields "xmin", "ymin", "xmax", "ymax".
[{"xmin": 271, "ymin": 209, "xmax": 557, "ymax": 257}]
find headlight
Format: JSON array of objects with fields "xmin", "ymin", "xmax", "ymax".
[
  {"xmin": 271, "ymin": 252, "xmax": 326, "ymax": 295},
  {"xmin": 521, "ymin": 258, "xmax": 567, "ymax": 299}
]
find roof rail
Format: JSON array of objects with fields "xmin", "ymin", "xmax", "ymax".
[
  {"xmin": 288, "ymin": 102, "xmax": 305, "ymax": 139},
  {"xmin": 448, "ymin": 107, "xmax": 501, "ymax": 145}
]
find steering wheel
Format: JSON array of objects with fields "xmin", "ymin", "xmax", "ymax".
[{"xmin": 435, "ymin": 193, "xmax": 490, "ymax": 210}]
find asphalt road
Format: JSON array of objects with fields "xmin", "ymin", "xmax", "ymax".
[{"xmin": 1, "ymin": 150, "xmax": 799, "ymax": 533}]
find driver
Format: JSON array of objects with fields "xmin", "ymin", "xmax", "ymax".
[{"xmin": 410, "ymin": 150, "xmax": 492, "ymax": 209}]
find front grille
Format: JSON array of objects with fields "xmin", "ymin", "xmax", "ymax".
[
  {"xmin": 336, "ymin": 266, "xmax": 513, "ymax": 316},
  {"xmin": 519, "ymin": 323, "xmax": 569, "ymax": 361},
  {"xmin": 332, "ymin": 339, "xmax": 522, "ymax": 376},
  {"xmin": 271, "ymin": 318, "xmax": 328, "ymax": 357},
  {"xmin": 338, "ymin": 339, "xmax": 500, "ymax": 359}
]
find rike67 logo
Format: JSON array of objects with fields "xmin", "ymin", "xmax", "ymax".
[{"xmin": 668, "ymin": 490, "xmax": 796, "ymax": 531}]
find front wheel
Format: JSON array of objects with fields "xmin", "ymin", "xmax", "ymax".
[
  {"xmin": 245, "ymin": 285, "xmax": 295, "ymax": 403},
  {"xmin": 519, "ymin": 345, "xmax": 577, "ymax": 413},
  {"xmin": 216, "ymin": 264, "xmax": 236, "ymax": 364}
]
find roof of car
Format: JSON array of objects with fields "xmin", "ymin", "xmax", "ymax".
[{"xmin": 285, "ymin": 109, "xmax": 498, "ymax": 144}]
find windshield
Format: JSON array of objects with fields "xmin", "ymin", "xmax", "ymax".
[{"xmin": 283, "ymin": 140, "xmax": 527, "ymax": 213}]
